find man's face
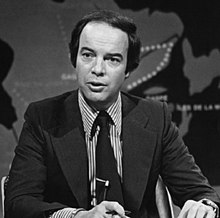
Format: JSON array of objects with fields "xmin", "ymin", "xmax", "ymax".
[{"xmin": 75, "ymin": 22, "xmax": 129, "ymax": 110}]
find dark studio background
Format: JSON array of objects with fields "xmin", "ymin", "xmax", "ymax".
[{"xmin": 0, "ymin": 0, "xmax": 220, "ymax": 216}]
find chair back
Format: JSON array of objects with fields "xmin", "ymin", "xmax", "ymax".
[
  {"xmin": 1, "ymin": 176, "xmax": 9, "ymax": 218},
  {"xmin": 155, "ymin": 176, "xmax": 174, "ymax": 218}
]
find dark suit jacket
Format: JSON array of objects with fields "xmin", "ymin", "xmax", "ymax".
[{"xmin": 5, "ymin": 90, "xmax": 220, "ymax": 218}]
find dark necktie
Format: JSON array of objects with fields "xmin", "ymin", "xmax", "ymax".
[{"xmin": 95, "ymin": 111, "xmax": 124, "ymax": 206}]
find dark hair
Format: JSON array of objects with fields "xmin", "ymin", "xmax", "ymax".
[{"xmin": 69, "ymin": 10, "xmax": 141, "ymax": 73}]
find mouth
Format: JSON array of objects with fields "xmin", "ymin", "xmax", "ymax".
[{"xmin": 87, "ymin": 81, "xmax": 107, "ymax": 91}]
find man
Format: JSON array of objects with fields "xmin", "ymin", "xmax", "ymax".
[{"xmin": 5, "ymin": 10, "xmax": 220, "ymax": 218}]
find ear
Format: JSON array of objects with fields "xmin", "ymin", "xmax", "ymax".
[{"xmin": 125, "ymin": 72, "xmax": 130, "ymax": 79}]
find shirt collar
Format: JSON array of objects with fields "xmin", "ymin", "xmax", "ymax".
[{"xmin": 78, "ymin": 90, "xmax": 122, "ymax": 138}]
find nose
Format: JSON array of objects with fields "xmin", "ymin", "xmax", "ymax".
[{"xmin": 92, "ymin": 58, "xmax": 105, "ymax": 76}]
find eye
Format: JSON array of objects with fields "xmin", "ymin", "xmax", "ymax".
[
  {"xmin": 82, "ymin": 52, "xmax": 94, "ymax": 59},
  {"xmin": 110, "ymin": 57, "xmax": 120, "ymax": 63},
  {"xmin": 105, "ymin": 56, "xmax": 121, "ymax": 65}
]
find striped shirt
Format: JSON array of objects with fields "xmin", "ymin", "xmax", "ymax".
[{"xmin": 50, "ymin": 90, "xmax": 123, "ymax": 218}]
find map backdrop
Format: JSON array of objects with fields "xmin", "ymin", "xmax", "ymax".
[{"xmin": 0, "ymin": 0, "xmax": 220, "ymax": 216}]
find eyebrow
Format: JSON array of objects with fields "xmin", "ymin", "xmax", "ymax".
[
  {"xmin": 80, "ymin": 47, "xmax": 94, "ymax": 53},
  {"xmin": 80, "ymin": 47, "xmax": 123, "ymax": 60}
]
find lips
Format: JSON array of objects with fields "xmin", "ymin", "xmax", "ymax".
[
  {"xmin": 87, "ymin": 80, "xmax": 107, "ymax": 91},
  {"xmin": 90, "ymin": 81, "xmax": 104, "ymax": 86}
]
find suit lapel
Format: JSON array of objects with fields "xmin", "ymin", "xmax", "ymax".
[
  {"xmin": 51, "ymin": 91, "xmax": 90, "ymax": 209},
  {"xmin": 121, "ymin": 94, "xmax": 157, "ymax": 212}
]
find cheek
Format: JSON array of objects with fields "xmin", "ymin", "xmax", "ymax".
[
  {"xmin": 76, "ymin": 72, "xmax": 85, "ymax": 84},
  {"xmin": 110, "ymin": 72, "xmax": 126, "ymax": 88},
  {"xmin": 75, "ymin": 69, "xmax": 85, "ymax": 86},
  {"xmin": 76, "ymin": 64, "xmax": 88, "ymax": 81},
  {"xmin": 117, "ymin": 68, "xmax": 126, "ymax": 81},
  {"xmin": 77, "ymin": 59, "xmax": 93, "ymax": 73}
]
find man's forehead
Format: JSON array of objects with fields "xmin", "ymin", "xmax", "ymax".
[{"xmin": 79, "ymin": 22, "xmax": 129, "ymax": 50}]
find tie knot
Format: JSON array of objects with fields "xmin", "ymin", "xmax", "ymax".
[
  {"xmin": 91, "ymin": 111, "xmax": 111, "ymax": 138},
  {"xmin": 96, "ymin": 111, "xmax": 110, "ymax": 129}
]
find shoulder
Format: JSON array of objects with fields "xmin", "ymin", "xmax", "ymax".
[
  {"xmin": 28, "ymin": 91, "xmax": 76, "ymax": 109},
  {"xmin": 121, "ymin": 92, "xmax": 171, "ymax": 129},
  {"xmin": 24, "ymin": 90, "xmax": 78, "ymax": 126},
  {"xmin": 121, "ymin": 91, "xmax": 168, "ymax": 114}
]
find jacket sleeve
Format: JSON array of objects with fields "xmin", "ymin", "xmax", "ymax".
[
  {"xmin": 5, "ymin": 103, "xmax": 67, "ymax": 218},
  {"xmin": 160, "ymin": 102, "xmax": 220, "ymax": 208}
]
